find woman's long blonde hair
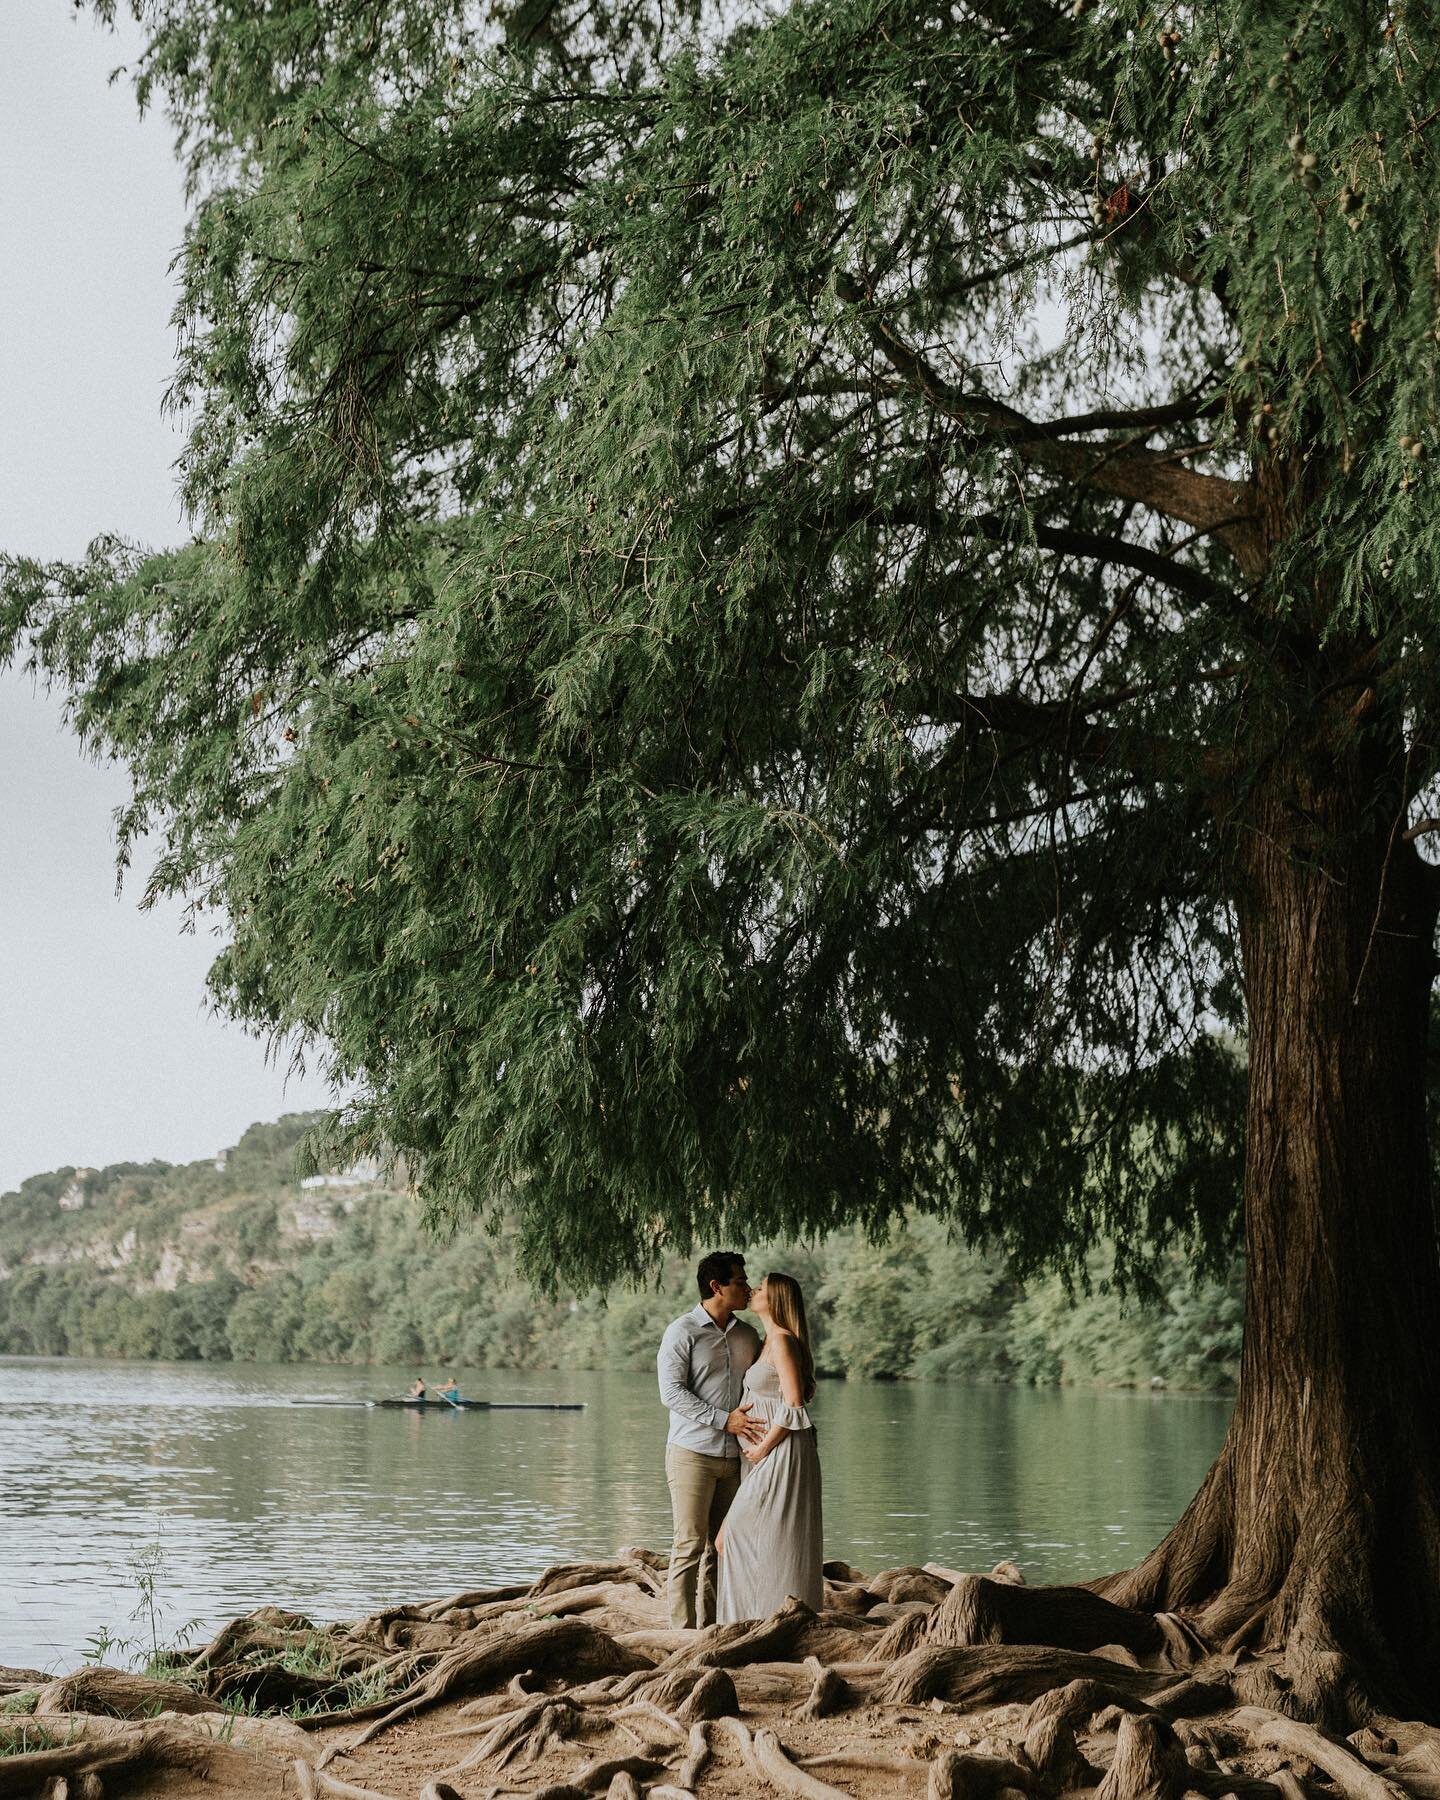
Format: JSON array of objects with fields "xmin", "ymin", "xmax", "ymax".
[{"xmin": 764, "ymin": 1272, "xmax": 816, "ymax": 1402}]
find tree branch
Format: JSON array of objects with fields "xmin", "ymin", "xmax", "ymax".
[
  {"xmin": 835, "ymin": 273, "xmax": 1263, "ymax": 574},
  {"xmin": 958, "ymin": 516, "xmax": 1221, "ymax": 609},
  {"xmin": 896, "ymin": 681, "xmax": 1237, "ymax": 793}
]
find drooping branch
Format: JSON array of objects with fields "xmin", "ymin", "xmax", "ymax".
[
  {"xmin": 895, "ymin": 682, "xmax": 1235, "ymax": 794},
  {"xmin": 956, "ymin": 516, "xmax": 1223, "ymax": 610},
  {"xmin": 835, "ymin": 274, "xmax": 1262, "ymax": 574}
]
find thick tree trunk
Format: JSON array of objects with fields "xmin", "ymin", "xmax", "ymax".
[{"xmin": 1099, "ymin": 734, "xmax": 1440, "ymax": 1721}]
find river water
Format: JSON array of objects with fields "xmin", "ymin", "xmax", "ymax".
[{"xmin": 0, "ymin": 1357, "xmax": 1230, "ymax": 1671}]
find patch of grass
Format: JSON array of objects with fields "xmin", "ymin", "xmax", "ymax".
[
  {"xmin": 339, "ymin": 1667, "xmax": 393, "ymax": 1711},
  {"xmin": 0, "ymin": 1693, "xmax": 38, "ymax": 1716},
  {"xmin": 0, "ymin": 1719, "xmax": 72, "ymax": 1756},
  {"xmin": 272, "ymin": 1635, "xmax": 345, "ymax": 1681},
  {"xmin": 142, "ymin": 1654, "xmax": 206, "ymax": 1688},
  {"xmin": 281, "ymin": 1661, "xmax": 393, "ymax": 1720}
]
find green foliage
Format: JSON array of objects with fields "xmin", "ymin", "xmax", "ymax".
[
  {"xmin": 0, "ymin": 1122, "xmax": 1242, "ymax": 1390},
  {"xmin": 78, "ymin": 1536, "xmax": 208, "ymax": 1675},
  {"xmin": 10, "ymin": 0, "xmax": 1436, "ymax": 1299}
]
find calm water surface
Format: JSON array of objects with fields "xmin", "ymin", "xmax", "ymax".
[{"xmin": 0, "ymin": 1357, "xmax": 1230, "ymax": 1669}]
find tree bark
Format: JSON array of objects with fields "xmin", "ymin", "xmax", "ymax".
[{"xmin": 1100, "ymin": 716, "xmax": 1440, "ymax": 1720}]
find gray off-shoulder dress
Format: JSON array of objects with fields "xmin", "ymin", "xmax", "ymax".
[{"xmin": 715, "ymin": 1356, "xmax": 823, "ymax": 1623}]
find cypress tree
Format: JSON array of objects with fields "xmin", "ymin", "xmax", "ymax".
[{"xmin": 7, "ymin": 0, "xmax": 1440, "ymax": 1716}]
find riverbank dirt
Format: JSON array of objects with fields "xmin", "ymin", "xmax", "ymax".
[{"xmin": 3, "ymin": 1549, "xmax": 1434, "ymax": 1799}]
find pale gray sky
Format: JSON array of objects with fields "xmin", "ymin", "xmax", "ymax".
[{"xmin": 1, "ymin": 3, "xmax": 335, "ymax": 1193}]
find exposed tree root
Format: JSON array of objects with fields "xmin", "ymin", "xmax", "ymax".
[
  {"xmin": 930, "ymin": 1576, "xmax": 1173, "ymax": 1663},
  {"xmin": 878, "ymin": 1643, "xmax": 1169, "ymax": 1707},
  {"xmin": 33, "ymin": 1666, "xmax": 220, "ymax": 1719},
  {"xmin": 447, "ymin": 1694, "xmax": 584, "ymax": 1770},
  {"xmin": 1023, "ymin": 1711, "xmax": 1090, "ymax": 1785},
  {"xmin": 36, "ymin": 1544, "xmax": 1440, "ymax": 1800},
  {"xmin": 0, "ymin": 1664, "xmax": 52, "ymax": 1694},
  {"xmin": 293, "ymin": 1760, "xmax": 403, "ymax": 1799},
  {"xmin": 0, "ymin": 1716, "xmax": 299, "ymax": 1798},
  {"xmin": 1230, "ymin": 1707, "xmax": 1410, "ymax": 1800},
  {"xmin": 794, "ymin": 1657, "xmax": 856, "ymax": 1720},
  {"xmin": 693, "ymin": 1596, "xmax": 882, "ymax": 1670},
  {"xmin": 569, "ymin": 1751, "xmax": 668, "ymax": 1789},
  {"xmin": 676, "ymin": 1720, "xmax": 713, "ymax": 1789},
  {"xmin": 710, "ymin": 1715, "xmax": 854, "ymax": 1799},
  {"xmin": 1093, "ymin": 1712, "xmax": 1191, "ymax": 1800},
  {"xmin": 328, "ymin": 1615, "xmax": 651, "ymax": 1762},
  {"xmin": 678, "ymin": 1667, "xmax": 740, "ymax": 1721}
]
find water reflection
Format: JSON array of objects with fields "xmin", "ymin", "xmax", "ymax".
[{"xmin": 0, "ymin": 1357, "xmax": 1229, "ymax": 1669}]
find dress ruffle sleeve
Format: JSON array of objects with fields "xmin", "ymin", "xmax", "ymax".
[{"xmin": 745, "ymin": 1394, "xmax": 813, "ymax": 1431}]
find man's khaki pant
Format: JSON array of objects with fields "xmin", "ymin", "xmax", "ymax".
[{"xmin": 665, "ymin": 1445, "xmax": 741, "ymax": 1628}]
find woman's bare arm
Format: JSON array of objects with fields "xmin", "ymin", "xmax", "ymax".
[{"xmin": 771, "ymin": 1331, "xmax": 806, "ymax": 1408}]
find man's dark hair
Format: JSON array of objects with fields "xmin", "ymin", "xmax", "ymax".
[{"xmin": 696, "ymin": 1251, "xmax": 745, "ymax": 1301}]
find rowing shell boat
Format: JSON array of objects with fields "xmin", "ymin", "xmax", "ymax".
[
  {"xmin": 377, "ymin": 1398, "xmax": 584, "ymax": 1411},
  {"xmin": 290, "ymin": 1398, "xmax": 585, "ymax": 1410}
]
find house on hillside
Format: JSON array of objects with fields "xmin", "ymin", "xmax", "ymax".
[{"xmin": 299, "ymin": 1156, "xmax": 382, "ymax": 1192}]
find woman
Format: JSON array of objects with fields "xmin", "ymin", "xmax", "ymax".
[{"xmin": 714, "ymin": 1272, "xmax": 823, "ymax": 1622}]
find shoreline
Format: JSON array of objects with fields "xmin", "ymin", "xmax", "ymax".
[{"xmin": 0, "ymin": 1548, "xmax": 1417, "ymax": 1800}]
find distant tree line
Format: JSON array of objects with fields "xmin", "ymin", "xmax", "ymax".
[{"xmin": 0, "ymin": 1117, "xmax": 1241, "ymax": 1390}]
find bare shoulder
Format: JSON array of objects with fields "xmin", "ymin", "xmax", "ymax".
[{"xmin": 768, "ymin": 1327, "xmax": 799, "ymax": 1358}]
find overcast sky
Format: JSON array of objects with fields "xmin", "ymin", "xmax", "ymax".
[{"xmin": 0, "ymin": 4, "xmax": 335, "ymax": 1194}]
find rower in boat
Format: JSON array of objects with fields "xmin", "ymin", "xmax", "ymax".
[
  {"xmin": 437, "ymin": 1376, "xmax": 461, "ymax": 1403},
  {"xmin": 407, "ymin": 1377, "xmax": 427, "ymax": 1401}
]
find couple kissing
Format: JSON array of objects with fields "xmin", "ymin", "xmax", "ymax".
[{"xmin": 656, "ymin": 1252, "xmax": 821, "ymax": 1629}]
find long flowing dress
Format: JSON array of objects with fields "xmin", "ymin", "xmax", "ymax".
[{"xmin": 715, "ymin": 1356, "xmax": 823, "ymax": 1623}]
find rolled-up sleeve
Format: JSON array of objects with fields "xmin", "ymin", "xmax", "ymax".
[{"xmin": 658, "ymin": 1321, "xmax": 727, "ymax": 1433}]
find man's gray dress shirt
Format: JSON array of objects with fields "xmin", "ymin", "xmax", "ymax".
[{"xmin": 658, "ymin": 1303, "xmax": 761, "ymax": 1458}]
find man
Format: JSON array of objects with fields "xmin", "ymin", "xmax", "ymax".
[{"xmin": 657, "ymin": 1251, "xmax": 764, "ymax": 1628}]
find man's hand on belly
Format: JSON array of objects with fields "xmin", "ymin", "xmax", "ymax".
[{"xmin": 725, "ymin": 1404, "xmax": 764, "ymax": 1442}]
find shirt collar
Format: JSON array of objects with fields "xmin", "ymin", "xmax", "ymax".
[{"xmin": 692, "ymin": 1302, "xmax": 739, "ymax": 1333}]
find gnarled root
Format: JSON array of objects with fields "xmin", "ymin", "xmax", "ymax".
[
  {"xmin": 449, "ymin": 1695, "xmax": 583, "ymax": 1771},
  {"xmin": 930, "ymin": 1575, "xmax": 1174, "ymax": 1665},
  {"xmin": 0, "ymin": 1716, "xmax": 296, "ymax": 1798},
  {"xmin": 1229, "ymin": 1707, "xmax": 1409, "ymax": 1800},
  {"xmin": 676, "ymin": 1720, "xmax": 713, "ymax": 1789},
  {"xmin": 329, "ymin": 1616, "xmax": 650, "ymax": 1762},
  {"xmin": 33, "ymin": 1666, "xmax": 219, "ymax": 1719},
  {"xmin": 710, "ymin": 1716, "xmax": 854, "ymax": 1800},
  {"xmin": 880, "ymin": 1643, "xmax": 1168, "ymax": 1708},
  {"xmin": 1093, "ymin": 1712, "xmax": 1191, "ymax": 1800},
  {"xmin": 1021, "ymin": 1676, "xmax": 1155, "ymax": 1734},
  {"xmin": 678, "ymin": 1667, "xmax": 739, "ymax": 1721},
  {"xmin": 697, "ymin": 1597, "xmax": 879, "ymax": 1670},
  {"xmin": 926, "ymin": 1745, "xmax": 1037, "ymax": 1800},
  {"xmin": 1023, "ymin": 1712, "xmax": 1090, "ymax": 1786},
  {"xmin": 794, "ymin": 1658, "xmax": 855, "ymax": 1720}
]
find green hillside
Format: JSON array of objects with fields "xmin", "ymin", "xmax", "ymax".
[{"xmin": 0, "ymin": 1115, "xmax": 1242, "ymax": 1388}]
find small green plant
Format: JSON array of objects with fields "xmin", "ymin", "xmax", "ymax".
[
  {"xmin": 0, "ymin": 1693, "xmax": 38, "ymax": 1716},
  {"xmin": 81, "ymin": 1622, "xmax": 136, "ymax": 1667},
  {"xmin": 126, "ymin": 1538, "xmax": 207, "ymax": 1671},
  {"xmin": 82, "ymin": 1529, "xmax": 207, "ymax": 1676}
]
